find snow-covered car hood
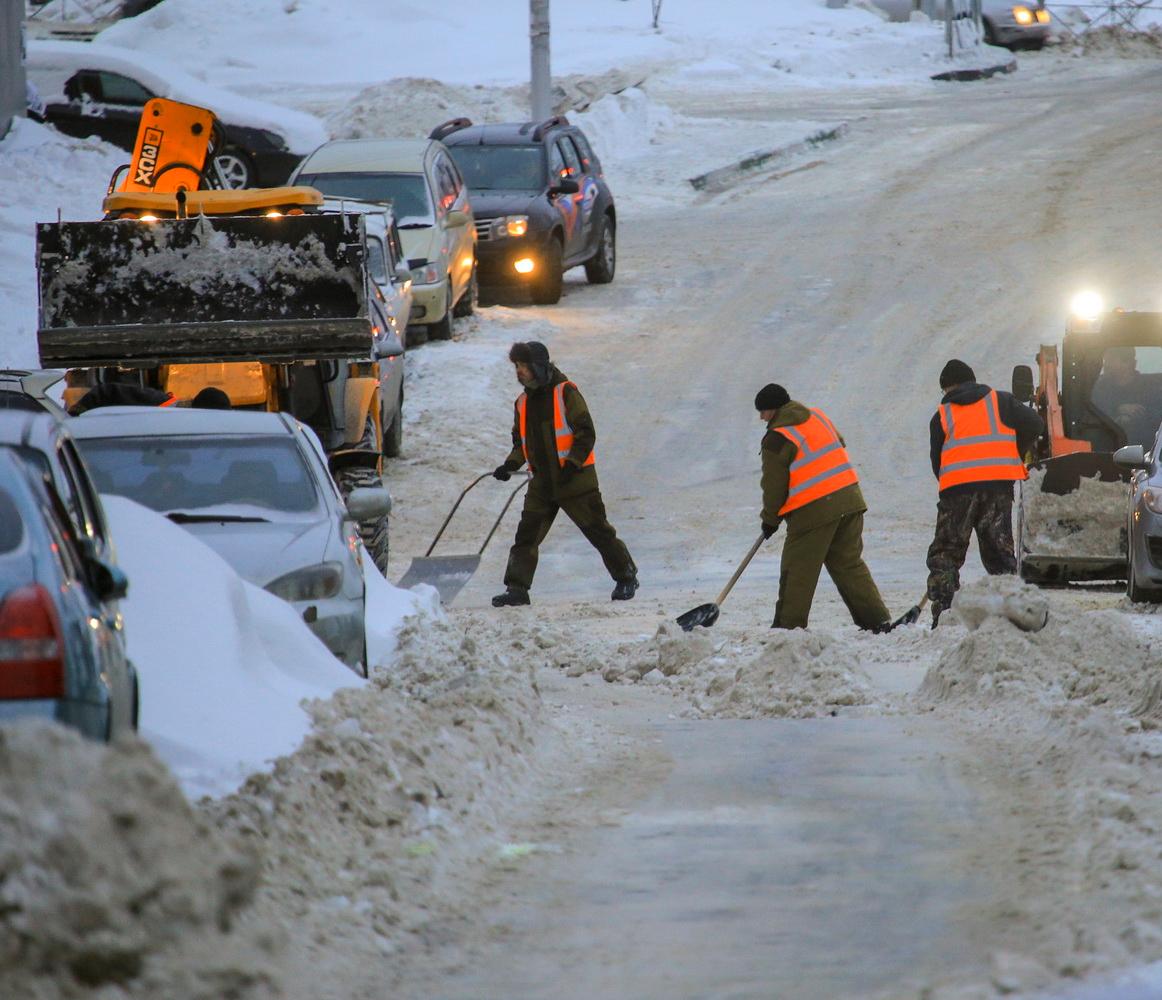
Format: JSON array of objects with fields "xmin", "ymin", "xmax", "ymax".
[
  {"xmin": 175, "ymin": 516, "xmax": 335, "ymax": 589},
  {"xmin": 464, "ymin": 191, "xmax": 538, "ymax": 220},
  {"xmin": 26, "ymin": 40, "xmax": 327, "ymax": 154}
]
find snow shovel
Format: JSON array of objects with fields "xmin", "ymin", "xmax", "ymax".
[
  {"xmin": 395, "ymin": 472, "xmax": 530, "ymax": 603},
  {"xmin": 891, "ymin": 595, "xmax": 929, "ymax": 630},
  {"xmin": 676, "ymin": 533, "xmax": 766, "ymax": 631}
]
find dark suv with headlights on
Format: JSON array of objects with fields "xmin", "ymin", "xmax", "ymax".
[{"xmin": 434, "ymin": 116, "xmax": 616, "ymax": 305}]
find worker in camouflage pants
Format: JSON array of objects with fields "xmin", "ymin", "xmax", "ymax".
[{"xmin": 927, "ymin": 359, "xmax": 1044, "ymax": 626}]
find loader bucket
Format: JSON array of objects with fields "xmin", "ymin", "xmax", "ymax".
[
  {"xmin": 37, "ymin": 214, "xmax": 370, "ymax": 367},
  {"xmin": 394, "ymin": 555, "xmax": 482, "ymax": 605},
  {"xmin": 1017, "ymin": 452, "xmax": 1130, "ymax": 585}
]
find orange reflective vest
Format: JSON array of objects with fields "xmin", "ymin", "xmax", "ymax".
[
  {"xmin": 937, "ymin": 389, "xmax": 1026, "ymax": 491},
  {"xmin": 517, "ymin": 381, "xmax": 595, "ymax": 472},
  {"xmin": 772, "ymin": 409, "xmax": 859, "ymax": 516}
]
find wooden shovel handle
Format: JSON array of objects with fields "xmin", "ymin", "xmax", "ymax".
[{"xmin": 714, "ymin": 534, "xmax": 766, "ymax": 607}]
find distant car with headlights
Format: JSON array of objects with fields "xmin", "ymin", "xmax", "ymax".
[
  {"xmin": 435, "ymin": 115, "xmax": 616, "ymax": 305},
  {"xmin": 291, "ymin": 138, "xmax": 477, "ymax": 343},
  {"xmin": 25, "ymin": 39, "xmax": 327, "ymax": 187},
  {"xmin": 871, "ymin": 0, "xmax": 1051, "ymax": 49},
  {"xmin": 70, "ymin": 408, "xmax": 391, "ymax": 674},
  {"xmin": 0, "ymin": 422, "xmax": 136, "ymax": 742}
]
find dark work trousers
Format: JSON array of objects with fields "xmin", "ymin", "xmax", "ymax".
[
  {"xmin": 774, "ymin": 511, "xmax": 889, "ymax": 629},
  {"xmin": 503, "ymin": 485, "xmax": 636, "ymax": 591},
  {"xmin": 925, "ymin": 490, "xmax": 1017, "ymax": 609}
]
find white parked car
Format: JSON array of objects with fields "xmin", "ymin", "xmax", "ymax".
[
  {"xmin": 291, "ymin": 138, "xmax": 477, "ymax": 343},
  {"xmin": 25, "ymin": 39, "xmax": 327, "ymax": 187},
  {"xmin": 70, "ymin": 408, "xmax": 390, "ymax": 675}
]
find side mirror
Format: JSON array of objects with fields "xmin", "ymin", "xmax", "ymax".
[
  {"xmin": 407, "ymin": 257, "xmax": 428, "ymax": 271},
  {"xmin": 551, "ymin": 178, "xmax": 580, "ymax": 196},
  {"xmin": 345, "ymin": 486, "xmax": 392, "ymax": 521},
  {"xmin": 446, "ymin": 209, "xmax": 470, "ymax": 229},
  {"xmin": 372, "ymin": 328, "xmax": 405, "ymax": 360},
  {"xmin": 1113, "ymin": 444, "xmax": 1147, "ymax": 469},
  {"xmin": 1011, "ymin": 365, "xmax": 1035, "ymax": 403},
  {"xmin": 88, "ymin": 559, "xmax": 129, "ymax": 602}
]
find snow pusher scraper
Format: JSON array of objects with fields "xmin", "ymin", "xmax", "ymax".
[
  {"xmin": 396, "ymin": 473, "xmax": 530, "ymax": 604},
  {"xmin": 37, "ymin": 98, "xmax": 402, "ymax": 571},
  {"xmin": 1011, "ymin": 297, "xmax": 1162, "ymax": 585}
]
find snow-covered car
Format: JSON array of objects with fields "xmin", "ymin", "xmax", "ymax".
[
  {"xmin": 321, "ymin": 198, "xmax": 412, "ymax": 457},
  {"xmin": 0, "ymin": 415, "xmax": 136, "ymax": 742},
  {"xmin": 291, "ymin": 138, "xmax": 477, "ymax": 342},
  {"xmin": 871, "ymin": 0, "xmax": 1051, "ymax": 49},
  {"xmin": 70, "ymin": 408, "xmax": 391, "ymax": 675},
  {"xmin": 24, "ymin": 39, "xmax": 327, "ymax": 188}
]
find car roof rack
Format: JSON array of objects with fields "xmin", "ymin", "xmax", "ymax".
[
  {"xmin": 429, "ymin": 117, "xmax": 473, "ymax": 142},
  {"xmin": 529, "ymin": 115, "xmax": 570, "ymax": 142}
]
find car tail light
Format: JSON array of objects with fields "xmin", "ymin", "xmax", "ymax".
[{"xmin": 0, "ymin": 584, "xmax": 65, "ymax": 699}]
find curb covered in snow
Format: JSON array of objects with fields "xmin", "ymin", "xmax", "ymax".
[
  {"xmin": 688, "ymin": 123, "xmax": 849, "ymax": 193},
  {"xmin": 930, "ymin": 57, "xmax": 1017, "ymax": 82}
]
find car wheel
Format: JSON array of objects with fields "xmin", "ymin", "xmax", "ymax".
[
  {"xmin": 1127, "ymin": 540, "xmax": 1160, "ymax": 603},
  {"xmin": 453, "ymin": 266, "xmax": 478, "ymax": 318},
  {"xmin": 530, "ymin": 237, "xmax": 564, "ymax": 305},
  {"xmin": 215, "ymin": 148, "xmax": 254, "ymax": 189},
  {"xmin": 981, "ymin": 17, "xmax": 998, "ymax": 46},
  {"xmin": 382, "ymin": 389, "xmax": 403, "ymax": 458},
  {"xmin": 428, "ymin": 285, "xmax": 454, "ymax": 340},
  {"xmin": 406, "ymin": 325, "xmax": 428, "ymax": 348},
  {"xmin": 584, "ymin": 214, "xmax": 616, "ymax": 285},
  {"xmin": 130, "ymin": 666, "xmax": 140, "ymax": 731}
]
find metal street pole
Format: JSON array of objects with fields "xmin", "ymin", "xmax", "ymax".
[{"xmin": 530, "ymin": 0, "xmax": 551, "ymax": 121}]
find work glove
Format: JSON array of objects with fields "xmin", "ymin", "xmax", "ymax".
[
  {"xmin": 761, "ymin": 521, "xmax": 779, "ymax": 540},
  {"xmin": 493, "ymin": 464, "xmax": 514, "ymax": 482}
]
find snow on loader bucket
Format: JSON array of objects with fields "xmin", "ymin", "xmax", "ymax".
[
  {"xmin": 396, "ymin": 473, "xmax": 530, "ymax": 604},
  {"xmin": 1017, "ymin": 452, "xmax": 1129, "ymax": 585},
  {"xmin": 36, "ymin": 209, "xmax": 371, "ymax": 367}
]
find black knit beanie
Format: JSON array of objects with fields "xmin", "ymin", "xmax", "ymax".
[
  {"xmin": 754, "ymin": 383, "xmax": 790, "ymax": 411},
  {"xmin": 939, "ymin": 359, "xmax": 976, "ymax": 390}
]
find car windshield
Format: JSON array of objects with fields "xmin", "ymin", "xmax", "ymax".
[
  {"xmin": 297, "ymin": 172, "xmax": 434, "ymax": 226},
  {"xmin": 446, "ymin": 145, "xmax": 545, "ymax": 192},
  {"xmin": 76, "ymin": 435, "xmax": 321, "ymax": 517},
  {"xmin": 1089, "ymin": 346, "xmax": 1162, "ymax": 449}
]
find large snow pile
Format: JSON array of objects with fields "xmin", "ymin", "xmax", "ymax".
[
  {"xmin": 1021, "ymin": 469, "xmax": 1127, "ymax": 558},
  {"xmin": 469, "ymin": 615, "xmax": 886, "ymax": 719},
  {"xmin": 919, "ymin": 579, "xmax": 1150, "ymax": 713},
  {"xmin": 0, "ymin": 120, "xmax": 124, "ymax": 367},
  {"xmin": 0, "ymin": 722, "xmax": 279, "ymax": 1000},
  {"xmin": 200, "ymin": 612, "xmax": 548, "ymax": 994},
  {"xmin": 104, "ymin": 496, "xmax": 369, "ymax": 798}
]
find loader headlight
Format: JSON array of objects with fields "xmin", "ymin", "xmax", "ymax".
[
  {"xmin": 1035, "ymin": 8, "xmax": 1050, "ymax": 22},
  {"xmin": 265, "ymin": 562, "xmax": 344, "ymax": 602},
  {"xmin": 1143, "ymin": 489, "xmax": 1162, "ymax": 516},
  {"xmin": 1070, "ymin": 290, "xmax": 1104, "ymax": 323},
  {"xmin": 414, "ymin": 262, "xmax": 443, "ymax": 285},
  {"xmin": 1012, "ymin": 5, "xmax": 1034, "ymax": 25}
]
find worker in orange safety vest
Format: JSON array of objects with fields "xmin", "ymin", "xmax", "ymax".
[
  {"xmin": 756, "ymin": 382, "xmax": 891, "ymax": 631},
  {"xmin": 926, "ymin": 359, "xmax": 1045, "ymax": 627},
  {"xmin": 491, "ymin": 341, "xmax": 637, "ymax": 607}
]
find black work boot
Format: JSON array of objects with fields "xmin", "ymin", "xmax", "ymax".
[
  {"xmin": 611, "ymin": 575, "xmax": 638, "ymax": 601},
  {"xmin": 491, "ymin": 586, "xmax": 530, "ymax": 608}
]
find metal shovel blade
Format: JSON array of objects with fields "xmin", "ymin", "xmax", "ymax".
[
  {"xmin": 676, "ymin": 602, "xmax": 720, "ymax": 632},
  {"xmin": 395, "ymin": 555, "xmax": 482, "ymax": 604}
]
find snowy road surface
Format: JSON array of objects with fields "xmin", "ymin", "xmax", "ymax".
[{"xmin": 376, "ymin": 58, "xmax": 1162, "ymax": 999}]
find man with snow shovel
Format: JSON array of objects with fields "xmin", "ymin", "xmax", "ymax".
[
  {"xmin": 757, "ymin": 383, "xmax": 891, "ymax": 632},
  {"xmin": 926, "ymin": 359, "xmax": 1045, "ymax": 628},
  {"xmin": 490, "ymin": 341, "xmax": 638, "ymax": 607}
]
